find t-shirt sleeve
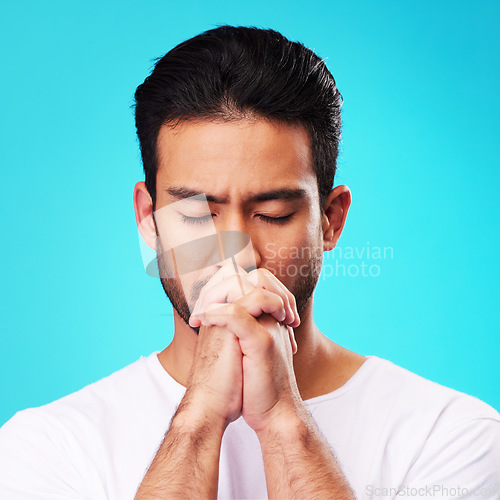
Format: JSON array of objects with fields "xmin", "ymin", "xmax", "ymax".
[
  {"xmin": 0, "ymin": 409, "xmax": 89, "ymax": 499},
  {"xmin": 401, "ymin": 416, "xmax": 500, "ymax": 499}
]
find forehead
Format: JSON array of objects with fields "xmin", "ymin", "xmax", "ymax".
[{"xmin": 155, "ymin": 117, "xmax": 316, "ymax": 199}]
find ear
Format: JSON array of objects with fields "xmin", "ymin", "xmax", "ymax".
[
  {"xmin": 133, "ymin": 181, "xmax": 157, "ymax": 250},
  {"xmin": 321, "ymin": 185, "xmax": 351, "ymax": 252}
]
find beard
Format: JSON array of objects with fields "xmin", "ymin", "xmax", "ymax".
[
  {"xmin": 155, "ymin": 239, "xmax": 207, "ymax": 335},
  {"xmin": 155, "ymin": 230, "xmax": 323, "ymax": 334},
  {"xmin": 289, "ymin": 253, "xmax": 323, "ymax": 315}
]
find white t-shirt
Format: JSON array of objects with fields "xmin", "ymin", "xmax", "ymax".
[{"xmin": 0, "ymin": 351, "xmax": 499, "ymax": 499}]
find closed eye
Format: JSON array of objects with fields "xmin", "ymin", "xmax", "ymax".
[
  {"xmin": 257, "ymin": 214, "xmax": 294, "ymax": 225},
  {"xmin": 180, "ymin": 214, "xmax": 215, "ymax": 225},
  {"xmin": 180, "ymin": 213, "xmax": 295, "ymax": 225}
]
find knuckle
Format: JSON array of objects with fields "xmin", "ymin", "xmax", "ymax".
[
  {"xmin": 265, "ymin": 268, "xmax": 276, "ymax": 279},
  {"xmin": 258, "ymin": 268, "xmax": 273, "ymax": 283},
  {"xmin": 274, "ymin": 294, "xmax": 285, "ymax": 309},
  {"xmin": 248, "ymin": 286, "xmax": 263, "ymax": 300},
  {"xmin": 253, "ymin": 268, "xmax": 267, "ymax": 284}
]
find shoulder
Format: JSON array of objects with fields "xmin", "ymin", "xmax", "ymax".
[
  {"xmin": 0, "ymin": 351, "xmax": 181, "ymax": 498},
  {"xmin": 363, "ymin": 357, "xmax": 500, "ymax": 477},
  {"xmin": 308, "ymin": 354, "xmax": 499, "ymax": 449},
  {"xmin": 358, "ymin": 356, "xmax": 499, "ymax": 426},
  {"xmin": 339, "ymin": 356, "xmax": 500, "ymax": 489},
  {"xmin": 1, "ymin": 352, "xmax": 158, "ymax": 437},
  {"xmin": 365, "ymin": 359, "xmax": 500, "ymax": 489}
]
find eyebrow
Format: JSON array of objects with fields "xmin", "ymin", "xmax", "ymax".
[{"xmin": 165, "ymin": 186, "xmax": 308, "ymax": 204}]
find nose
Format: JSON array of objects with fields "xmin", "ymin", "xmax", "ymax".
[
  {"xmin": 215, "ymin": 213, "xmax": 260, "ymax": 273},
  {"xmin": 216, "ymin": 230, "xmax": 260, "ymax": 273}
]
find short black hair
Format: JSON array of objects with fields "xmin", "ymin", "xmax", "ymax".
[{"xmin": 134, "ymin": 24, "xmax": 343, "ymax": 212}]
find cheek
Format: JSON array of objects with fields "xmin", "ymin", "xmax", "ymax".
[
  {"xmin": 254, "ymin": 210, "xmax": 323, "ymax": 276},
  {"xmin": 260, "ymin": 231, "xmax": 323, "ymax": 282}
]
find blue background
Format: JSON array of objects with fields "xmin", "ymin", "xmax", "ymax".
[{"xmin": 1, "ymin": 0, "xmax": 498, "ymax": 425}]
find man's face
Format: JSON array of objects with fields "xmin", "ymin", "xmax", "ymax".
[{"xmin": 153, "ymin": 117, "xmax": 325, "ymax": 329}]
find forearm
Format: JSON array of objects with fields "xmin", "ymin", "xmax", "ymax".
[
  {"xmin": 135, "ymin": 398, "xmax": 227, "ymax": 499},
  {"xmin": 257, "ymin": 406, "xmax": 355, "ymax": 499}
]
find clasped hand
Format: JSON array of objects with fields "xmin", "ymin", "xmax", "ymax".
[{"xmin": 185, "ymin": 261, "xmax": 301, "ymax": 434}]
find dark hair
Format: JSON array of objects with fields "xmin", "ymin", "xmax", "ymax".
[{"xmin": 134, "ymin": 24, "xmax": 343, "ymax": 212}]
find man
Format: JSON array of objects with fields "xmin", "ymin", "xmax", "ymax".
[{"xmin": 0, "ymin": 24, "xmax": 499, "ymax": 499}]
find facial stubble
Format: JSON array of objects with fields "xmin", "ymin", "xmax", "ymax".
[{"xmin": 155, "ymin": 230, "xmax": 323, "ymax": 334}]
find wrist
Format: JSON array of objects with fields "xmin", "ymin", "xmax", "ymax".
[
  {"xmin": 172, "ymin": 391, "xmax": 231, "ymax": 435},
  {"xmin": 254, "ymin": 400, "xmax": 310, "ymax": 443}
]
